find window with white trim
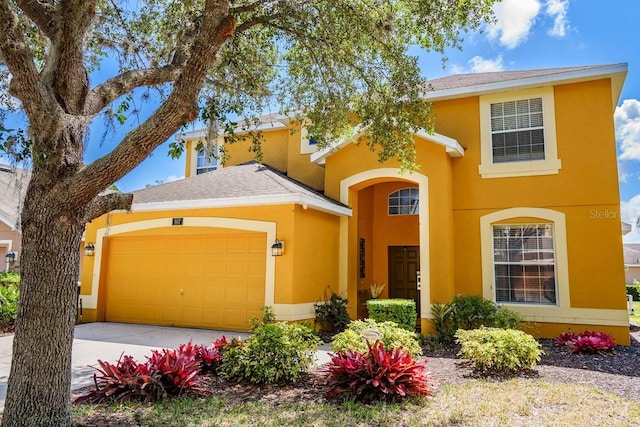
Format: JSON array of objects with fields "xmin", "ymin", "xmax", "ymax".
[
  {"xmin": 490, "ymin": 98, "xmax": 545, "ymax": 163},
  {"xmin": 196, "ymin": 145, "xmax": 218, "ymax": 175},
  {"xmin": 478, "ymin": 87, "xmax": 561, "ymax": 178},
  {"xmin": 492, "ymin": 224, "xmax": 557, "ymax": 304},
  {"xmin": 388, "ymin": 188, "xmax": 419, "ymax": 215}
]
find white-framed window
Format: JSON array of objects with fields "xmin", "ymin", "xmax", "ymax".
[
  {"xmin": 388, "ymin": 188, "xmax": 419, "ymax": 215},
  {"xmin": 490, "ymin": 98, "xmax": 545, "ymax": 163},
  {"xmin": 492, "ymin": 224, "xmax": 557, "ymax": 305},
  {"xmin": 478, "ymin": 87, "xmax": 561, "ymax": 178},
  {"xmin": 196, "ymin": 145, "xmax": 218, "ymax": 175},
  {"xmin": 300, "ymin": 124, "xmax": 319, "ymax": 154}
]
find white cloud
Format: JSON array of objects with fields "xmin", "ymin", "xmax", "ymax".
[
  {"xmin": 451, "ymin": 56, "xmax": 504, "ymax": 74},
  {"xmin": 468, "ymin": 55, "xmax": 504, "ymax": 72},
  {"xmin": 615, "ymin": 99, "xmax": 640, "ymax": 161},
  {"xmin": 487, "ymin": 0, "xmax": 541, "ymax": 49},
  {"xmin": 165, "ymin": 174, "xmax": 184, "ymax": 183},
  {"xmin": 622, "ymin": 194, "xmax": 640, "ymax": 224},
  {"xmin": 545, "ymin": 0, "xmax": 569, "ymax": 37}
]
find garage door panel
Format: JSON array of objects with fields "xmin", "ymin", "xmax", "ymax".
[{"xmin": 106, "ymin": 232, "xmax": 266, "ymax": 330}]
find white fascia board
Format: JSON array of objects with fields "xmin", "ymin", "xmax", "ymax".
[
  {"xmin": 0, "ymin": 212, "xmax": 18, "ymax": 231},
  {"xmin": 425, "ymin": 63, "xmax": 628, "ymax": 105},
  {"xmin": 310, "ymin": 124, "xmax": 369, "ymax": 165},
  {"xmin": 130, "ymin": 193, "xmax": 352, "ymax": 217},
  {"xmin": 414, "ymin": 129, "xmax": 464, "ymax": 157},
  {"xmin": 177, "ymin": 121, "xmax": 288, "ymax": 142}
]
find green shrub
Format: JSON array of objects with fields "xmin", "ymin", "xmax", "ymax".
[
  {"xmin": 220, "ymin": 322, "xmax": 321, "ymax": 384},
  {"xmin": 430, "ymin": 302, "xmax": 456, "ymax": 344},
  {"xmin": 455, "ymin": 327, "xmax": 543, "ymax": 374},
  {"xmin": 250, "ymin": 306, "xmax": 276, "ymax": 331},
  {"xmin": 332, "ymin": 318, "xmax": 422, "ymax": 358},
  {"xmin": 451, "ymin": 294, "xmax": 497, "ymax": 330},
  {"xmin": 0, "ymin": 271, "xmax": 19, "ymax": 287},
  {"xmin": 0, "ymin": 283, "xmax": 19, "ymax": 324},
  {"xmin": 627, "ymin": 282, "xmax": 640, "ymax": 301},
  {"xmin": 491, "ymin": 305, "xmax": 523, "ymax": 330},
  {"xmin": 314, "ymin": 287, "xmax": 350, "ymax": 332},
  {"xmin": 366, "ymin": 298, "xmax": 416, "ymax": 331}
]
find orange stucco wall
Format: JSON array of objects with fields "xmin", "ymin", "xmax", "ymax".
[
  {"xmin": 440, "ymin": 80, "xmax": 626, "ymax": 311},
  {"xmin": 290, "ymin": 205, "xmax": 340, "ymax": 303},
  {"xmin": 321, "ymin": 77, "xmax": 627, "ymax": 343}
]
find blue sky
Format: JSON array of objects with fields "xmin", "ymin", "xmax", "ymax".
[{"xmin": 3, "ymin": 0, "xmax": 640, "ymax": 222}]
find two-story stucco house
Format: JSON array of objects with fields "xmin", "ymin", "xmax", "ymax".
[{"xmin": 79, "ymin": 63, "xmax": 631, "ymax": 344}]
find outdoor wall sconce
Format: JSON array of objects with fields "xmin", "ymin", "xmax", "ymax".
[
  {"xmin": 4, "ymin": 251, "xmax": 16, "ymax": 265},
  {"xmin": 271, "ymin": 239, "xmax": 284, "ymax": 257},
  {"xmin": 84, "ymin": 242, "xmax": 95, "ymax": 257}
]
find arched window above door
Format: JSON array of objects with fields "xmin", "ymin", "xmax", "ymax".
[{"xmin": 388, "ymin": 188, "xmax": 419, "ymax": 215}]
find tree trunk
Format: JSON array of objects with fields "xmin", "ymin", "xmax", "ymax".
[{"xmin": 2, "ymin": 170, "xmax": 85, "ymax": 426}]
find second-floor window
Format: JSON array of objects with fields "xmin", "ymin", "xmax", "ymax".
[
  {"xmin": 388, "ymin": 188, "xmax": 419, "ymax": 215},
  {"xmin": 490, "ymin": 97, "xmax": 545, "ymax": 163},
  {"xmin": 196, "ymin": 146, "xmax": 218, "ymax": 175}
]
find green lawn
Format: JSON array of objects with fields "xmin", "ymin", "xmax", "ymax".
[
  {"xmin": 73, "ymin": 380, "xmax": 640, "ymax": 426},
  {"xmin": 631, "ymin": 301, "xmax": 640, "ymax": 325}
]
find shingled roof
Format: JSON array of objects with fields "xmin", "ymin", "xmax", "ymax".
[
  {"xmin": 0, "ymin": 163, "xmax": 30, "ymax": 231},
  {"xmin": 424, "ymin": 63, "xmax": 627, "ymax": 103},
  {"xmin": 131, "ymin": 161, "xmax": 351, "ymax": 216}
]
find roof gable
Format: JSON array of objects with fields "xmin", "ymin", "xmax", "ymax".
[{"xmin": 130, "ymin": 161, "xmax": 350, "ymax": 216}]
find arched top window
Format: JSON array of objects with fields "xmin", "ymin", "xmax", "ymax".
[{"xmin": 388, "ymin": 188, "xmax": 419, "ymax": 215}]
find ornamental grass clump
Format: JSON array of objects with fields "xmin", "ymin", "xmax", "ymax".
[
  {"xmin": 455, "ymin": 327, "xmax": 543, "ymax": 375},
  {"xmin": 554, "ymin": 330, "xmax": 616, "ymax": 353},
  {"xmin": 324, "ymin": 340, "xmax": 430, "ymax": 403}
]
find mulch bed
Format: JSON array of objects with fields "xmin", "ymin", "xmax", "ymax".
[
  {"xmin": 71, "ymin": 324, "xmax": 640, "ymax": 426},
  {"xmin": 202, "ymin": 324, "xmax": 640, "ymax": 406}
]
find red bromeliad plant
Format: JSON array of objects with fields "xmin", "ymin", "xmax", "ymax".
[
  {"xmin": 197, "ymin": 336, "xmax": 244, "ymax": 373},
  {"xmin": 146, "ymin": 342, "xmax": 209, "ymax": 396},
  {"xmin": 75, "ymin": 354, "xmax": 164, "ymax": 403},
  {"xmin": 554, "ymin": 330, "xmax": 616, "ymax": 354},
  {"xmin": 324, "ymin": 340, "xmax": 430, "ymax": 403},
  {"xmin": 76, "ymin": 342, "xmax": 212, "ymax": 404}
]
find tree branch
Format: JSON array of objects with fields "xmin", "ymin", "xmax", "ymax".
[
  {"xmin": 0, "ymin": 0, "xmax": 58, "ymax": 127},
  {"xmin": 68, "ymin": 0, "xmax": 236, "ymax": 206},
  {"xmin": 84, "ymin": 192, "xmax": 133, "ymax": 223},
  {"xmin": 85, "ymin": 65, "xmax": 181, "ymax": 115},
  {"xmin": 41, "ymin": 0, "xmax": 97, "ymax": 113},
  {"xmin": 15, "ymin": 0, "xmax": 57, "ymax": 39}
]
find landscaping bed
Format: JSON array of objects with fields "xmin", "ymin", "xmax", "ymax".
[{"xmin": 72, "ymin": 324, "xmax": 640, "ymax": 427}]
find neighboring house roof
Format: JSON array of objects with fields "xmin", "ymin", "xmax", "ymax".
[
  {"xmin": 424, "ymin": 63, "xmax": 627, "ymax": 106},
  {"xmin": 0, "ymin": 163, "xmax": 30, "ymax": 231},
  {"xmin": 624, "ymin": 228, "xmax": 640, "ymax": 244},
  {"xmin": 130, "ymin": 161, "xmax": 351, "ymax": 216}
]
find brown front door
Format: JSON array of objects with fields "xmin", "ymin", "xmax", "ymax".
[{"xmin": 388, "ymin": 246, "xmax": 420, "ymax": 317}]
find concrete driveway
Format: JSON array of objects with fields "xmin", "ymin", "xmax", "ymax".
[{"xmin": 0, "ymin": 322, "xmax": 332, "ymax": 411}]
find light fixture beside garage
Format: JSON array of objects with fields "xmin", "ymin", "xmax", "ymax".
[
  {"xmin": 271, "ymin": 239, "xmax": 284, "ymax": 256},
  {"xmin": 84, "ymin": 242, "xmax": 95, "ymax": 257},
  {"xmin": 4, "ymin": 251, "xmax": 16, "ymax": 265}
]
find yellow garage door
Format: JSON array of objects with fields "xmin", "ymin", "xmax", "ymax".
[{"xmin": 105, "ymin": 232, "xmax": 266, "ymax": 331}]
